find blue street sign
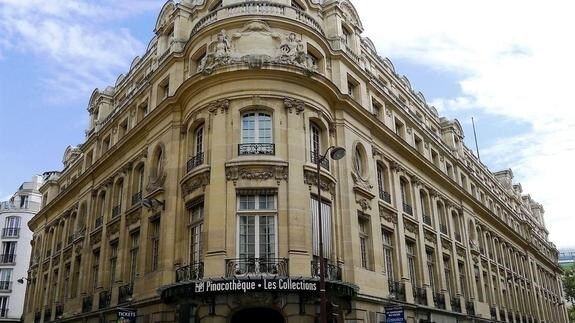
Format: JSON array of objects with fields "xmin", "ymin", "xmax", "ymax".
[{"xmin": 385, "ymin": 306, "xmax": 405, "ymax": 323}]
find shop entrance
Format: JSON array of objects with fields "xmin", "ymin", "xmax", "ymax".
[{"xmin": 231, "ymin": 308, "xmax": 285, "ymax": 323}]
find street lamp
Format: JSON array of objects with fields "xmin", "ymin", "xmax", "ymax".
[{"xmin": 315, "ymin": 146, "xmax": 345, "ymax": 323}]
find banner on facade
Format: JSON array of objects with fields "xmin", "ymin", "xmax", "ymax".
[
  {"xmin": 117, "ymin": 308, "xmax": 137, "ymax": 323},
  {"xmin": 193, "ymin": 278, "xmax": 318, "ymax": 294}
]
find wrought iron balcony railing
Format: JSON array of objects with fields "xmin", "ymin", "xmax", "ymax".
[
  {"xmin": 379, "ymin": 189, "xmax": 391, "ymax": 204},
  {"xmin": 311, "ymin": 259, "xmax": 342, "ymax": 281},
  {"xmin": 433, "ymin": 292, "xmax": 446, "ymax": 309},
  {"xmin": 402, "ymin": 203, "xmax": 413, "ymax": 215},
  {"xmin": 118, "ymin": 283, "xmax": 134, "ymax": 304},
  {"xmin": 0, "ymin": 281, "xmax": 11, "ymax": 291},
  {"xmin": 94, "ymin": 216, "xmax": 103, "ymax": 229},
  {"xmin": 132, "ymin": 191, "xmax": 142, "ymax": 206},
  {"xmin": 2, "ymin": 227, "xmax": 19, "ymax": 238},
  {"xmin": 176, "ymin": 262, "xmax": 204, "ymax": 282},
  {"xmin": 413, "ymin": 286, "xmax": 427, "ymax": 305},
  {"xmin": 112, "ymin": 205, "xmax": 121, "ymax": 218},
  {"xmin": 187, "ymin": 152, "xmax": 205, "ymax": 173},
  {"xmin": 0, "ymin": 254, "xmax": 16, "ymax": 264},
  {"xmin": 454, "ymin": 232, "xmax": 462, "ymax": 243},
  {"xmin": 451, "ymin": 297, "xmax": 462, "ymax": 313},
  {"xmin": 311, "ymin": 150, "xmax": 329, "ymax": 170},
  {"xmin": 440, "ymin": 224, "xmax": 448, "ymax": 235},
  {"xmin": 226, "ymin": 257, "xmax": 288, "ymax": 277},
  {"xmin": 99, "ymin": 290, "xmax": 111, "ymax": 309},
  {"xmin": 388, "ymin": 279, "xmax": 406, "ymax": 301},
  {"xmin": 238, "ymin": 143, "xmax": 275, "ymax": 156},
  {"xmin": 423, "ymin": 214, "xmax": 432, "ymax": 226},
  {"xmin": 82, "ymin": 295, "xmax": 93, "ymax": 313}
]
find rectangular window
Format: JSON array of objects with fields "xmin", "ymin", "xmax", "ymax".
[
  {"xmin": 458, "ymin": 261, "xmax": 466, "ymax": 297},
  {"xmin": 159, "ymin": 78, "xmax": 169, "ymax": 101},
  {"xmin": 63, "ymin": 264, "xmax": 70, "ymax": 299},
  {"xmin": 310, "ymin": 196, "xmax": 332, "ymax": 258},
  {"xmin": 394, "ymin": 119, "xmax": 405, "ymax": 139},
  {"xmin": 0, "ymin": 296, "xmax": 8, "ymax": 318},
  {"xmin": 358, "ymin": 215, "xmax": 370, "ymax": 269},
  {"xmin": 71, "ymin": 256, "xmax": 81, "ymax": 298},
  {"xmin": 431, "ymin": 149, "xmax": 439, "ymax": 167},
  {"xmin": 382, "ymin": 230, "xmax": 394, "ymax": 280},
  {"xmin": 109, "ymin": 242, "xmax": 118, "ymax": 286},
  {"xmin": 92, "ymin": 251, "xmax": 100, "ymax": 291},
  {"xmin": 129, "ymin": 231, "xmax": 140, "ymax": 283},
  {"xmin": 237, "ymin": 193, "xmax": 277, "ymax": 261},
  {"xmin": 0, "ymin": 269, "xmax": 12, "ymax": 291},
  {"xmin": 20, "ymin": 195, "xmax": 29, "ymax": 208},
  {"xmin": 444, "ymin": 257, "xmax": 452, "ymax": 295},
  {"xmin": 406, "ymin": 241, "xmax": 417, "ymax": 285},
  {"xmin": 150, "ymin": 219, "xmax": 160, "ymax": 271},
  {"xmin": 426, "ymin": 250, "xmax": 435, "ymax": 291},
  {"xmin": 189, "ymin": 200, "xmax": 204, "ymax": 264},
  {"xmin": 1, "ymin": 242, "xmax": 16, "ymax": 263},
  {"xmin": 414, "ymin": 135, "xmax": 423, "ymax": 154},
  {"xmin": 372, "ymin": 98, "xmax": 382, "ymax": 119}
]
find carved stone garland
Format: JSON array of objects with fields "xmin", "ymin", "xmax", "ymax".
[
  {"xmin": 303, "ymin": 170, "xmax": 335, "ymax": 195},
  {"xmin": 226, "ymin": 165, "xmax": 288, "ymax": 186}
]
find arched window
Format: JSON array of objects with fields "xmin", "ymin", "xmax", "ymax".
[
  {"xmin": 240, "ymin": 112, "xmax": 274, "ymax": 155},
  {"xmin": 187, "ymin": 123, "xmax": 205, "ymax": 172},
  {"xmin": 400, "ymin": 178, "xmax": 412, "ymax": 215},
  {"xmin": 112, "ymin": 179, "xmax": 124, "ymax": 218},
  {"xmin": 77, "ymin": 202, "xmax": 87, "ymax": 231},
  {"xmin": 95, "ymin": 191, "xmax": 106, "ymax": 228},
  {"xmin": 420, "ymin": 191, "xmax": 431, "ymax": 226},
  {"xmin": 310, "ymin": 122, "xmax": 328, "ymax": 170},
  {"xmin": 437, "ymin": 202, "xmax": 448, "ymax": 234},
  {"xmin": 353, "ymin": 144, "xmax": 367, "ymax": 177},
  {"xmin": 452, "ymin": 211, "xmax": 461, "ymax": 242},
  {"xmin": 132, "ymin": 163, "xmax": 145, "ymax": 205},
  {"xmin": 377, "ymin": 163, "xmax": 391, "ymax": 203}
]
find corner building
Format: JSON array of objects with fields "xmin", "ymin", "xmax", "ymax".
[{"xmin": 23, "ymin": 1, "xmax": 569, "ymax": 322}]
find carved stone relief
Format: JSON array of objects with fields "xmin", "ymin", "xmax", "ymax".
[
  {"xmin": 424, "ymin": 231, "xmax": 437, "ymax": 244},
  {"xmin": 208, "ymin": 99, "xmax": 230, "ymax": 115},
  {"xmin": 351, "ymin": 172, "xmax": 373, "ymax": 193},
  {"xmin": 197, "ymin": 21, "xmax": 318, "ymax": 75},
  {"xmin": 126, "ymin": 212, "xmax": 141, "ymax": 227},
  {"xmin": 356, "ymin": 198, "xmax": 371, "ymax": 211},
  {"xmin": 226, "ymin": 165, "xmax": 288, "ymax": 186},
  {"xmin": 283, "ymin": 97, "xmax": 305, "ymax": 115},
  {"xmin": 405, "ymin": 222, "xmax": 417, "ymax": 234},
  {"xmin": 182, "ymin": 171, "xmax": 211, "ymax": 196},
  {"xmin": 379, "ymin": 206, "xmax": 397, "ymax": 224},
  {"xmin": 303, "ymin": 170, "xmax": 335, "ymax": 195}
]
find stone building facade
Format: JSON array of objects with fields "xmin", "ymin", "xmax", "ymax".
[
  {"xmin": 0, "ymin": 176, "xmax": 43, "ymax": 322},
  {"xmin": 23, "ymin": 0, "xmax": 568, "ymax": 322}
]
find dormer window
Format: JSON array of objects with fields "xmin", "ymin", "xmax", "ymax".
[{"xmin": 342, "ymin": 25, "xmax": 351, "ymax": 46}]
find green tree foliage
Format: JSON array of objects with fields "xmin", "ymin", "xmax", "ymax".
[{"xmin": 564, "ymin": 268, "xmax": 575, "ymax": 322}]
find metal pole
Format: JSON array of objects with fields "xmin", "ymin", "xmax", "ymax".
[
  {"xmin": 316, "ymin": 150, "xmax": 327, "ymax": 323},
  {"xmin": 472, "ymin": 117, "xmax": 481, "ymax": 162}
]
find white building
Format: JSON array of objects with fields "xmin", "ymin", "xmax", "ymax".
[{"xmin": 0, "ymin": 176, "xmax": 43, "ymax": 322}]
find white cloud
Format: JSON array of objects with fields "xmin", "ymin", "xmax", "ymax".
[
  {"xmin": 0, "ymin": 0, "xmax": 160, "ymax": 101},
  {"xmin": 353, "ymin": 0, "xmax": 575, "ymax": 247}
]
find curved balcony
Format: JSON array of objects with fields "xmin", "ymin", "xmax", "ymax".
[
  {"xmin": 311, "ymin": 259, "xmax": 342, "ymax": 281},
  {"xmin": 176, "ymin": 262, "xmax": 204, "ymax": 282},
  {"xmin": 226, "ymin": 258, "xmax": 288, "ymax": 277},
  {"xmin": 191, "ymin": 2, "xmax": 324, "ymax": 37}
]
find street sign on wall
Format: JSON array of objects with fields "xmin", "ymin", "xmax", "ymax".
[{"xmin": 384, "ymin": 306, "xmax": 405, "ymax": 323}]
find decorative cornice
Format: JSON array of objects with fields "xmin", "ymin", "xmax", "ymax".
[
  {"xmin": 182, "ymin": 169, "xmax": 211, "ymax": 197},
  {"xmin": 303, "ymin": 170, "xmax": 335, "ymax": 195}
]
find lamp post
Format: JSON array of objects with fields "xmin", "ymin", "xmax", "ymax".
[{"xmin": 315, "ymin": 146, "xmax": 346, "ymax": 323}]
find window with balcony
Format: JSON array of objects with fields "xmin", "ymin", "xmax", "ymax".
[
  {"xmin": 71, "ymin": 256, "xmax": 81, "ymax": 299},
  {"xmin": 310, "ymin": 122, "xmax": 329, "ymax": 170},
  {"xmin": 426, "ymin": 249, "xmax": 437, "ymax": 292},
  {"xmin": 234, "ymin": 193, "xmax": 278, "ymax": 275},
  {"xmin": 376, "ymin": 163, "xmax": 391, "ymax": 204},
  {"xmin": 132, "ymin": 164, "xmax": 145, "ymax": 206},
  {"xmin": 129, "ymin": 231, "xmax": 140, "ymax": 283},
  {"xmin": 444, "ymin": 256, "xmax": 453, "ymax": 295},
  {"xmin": 458, "ymin": 261, "xmax": 467, "ymax": 297},
  {"xmin": 239, "ymin": 112, "xmax": 274, "ymax": 155},
  {"xmin": 311, "ymin": 196, "xmax": 332, "ymax": 259},
  {"xmin": 3, "ymin": 216, "xmax": 20, "ymax": 238},
  {"xmin": 452, "ymin": 211, "xmax": 462, "ymax": 242},
  {"xmin": 187, "ymin": 124, "xmax": 205, "ymax": 172},
  {"xmin": 400, "ymin": 177, "xmax": 413, "ymax": 215},
  {"xmin": 95, "ymin": 191, "xmax": 106, "ymax": 229},
  {"xmin": 112, "ymin": 179, "xmax": 123, "ymax": 219},
  {"xmin": 0, "ymin": 269, "xmax": 12, "ymax": 291},
  {"xmin": 19, "ymin": 195, "xmax": 29, "ymax": 208},
  {"xmin": 188, "ymin": 199, "xmax": 204, "ymax": 266},
  {"xmin": 0, "ymin": 242, "xmax": 16, "ymax": 264},
  {"xmin": 437, "ymin": 201, "xmax": 448, "ymax": 235},
  {"xmin": 420, "ymin": 190, "xmax": 432, "ymax": 226}
]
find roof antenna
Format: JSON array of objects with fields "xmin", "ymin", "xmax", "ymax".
[{"xmin": 472, "ymin": 117, "xmax": 481, "ymax": 162}]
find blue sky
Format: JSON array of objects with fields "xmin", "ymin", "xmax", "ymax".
[{"xmin": 0, "ymin": 0, "xmax": 573, "ymax": 248}]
